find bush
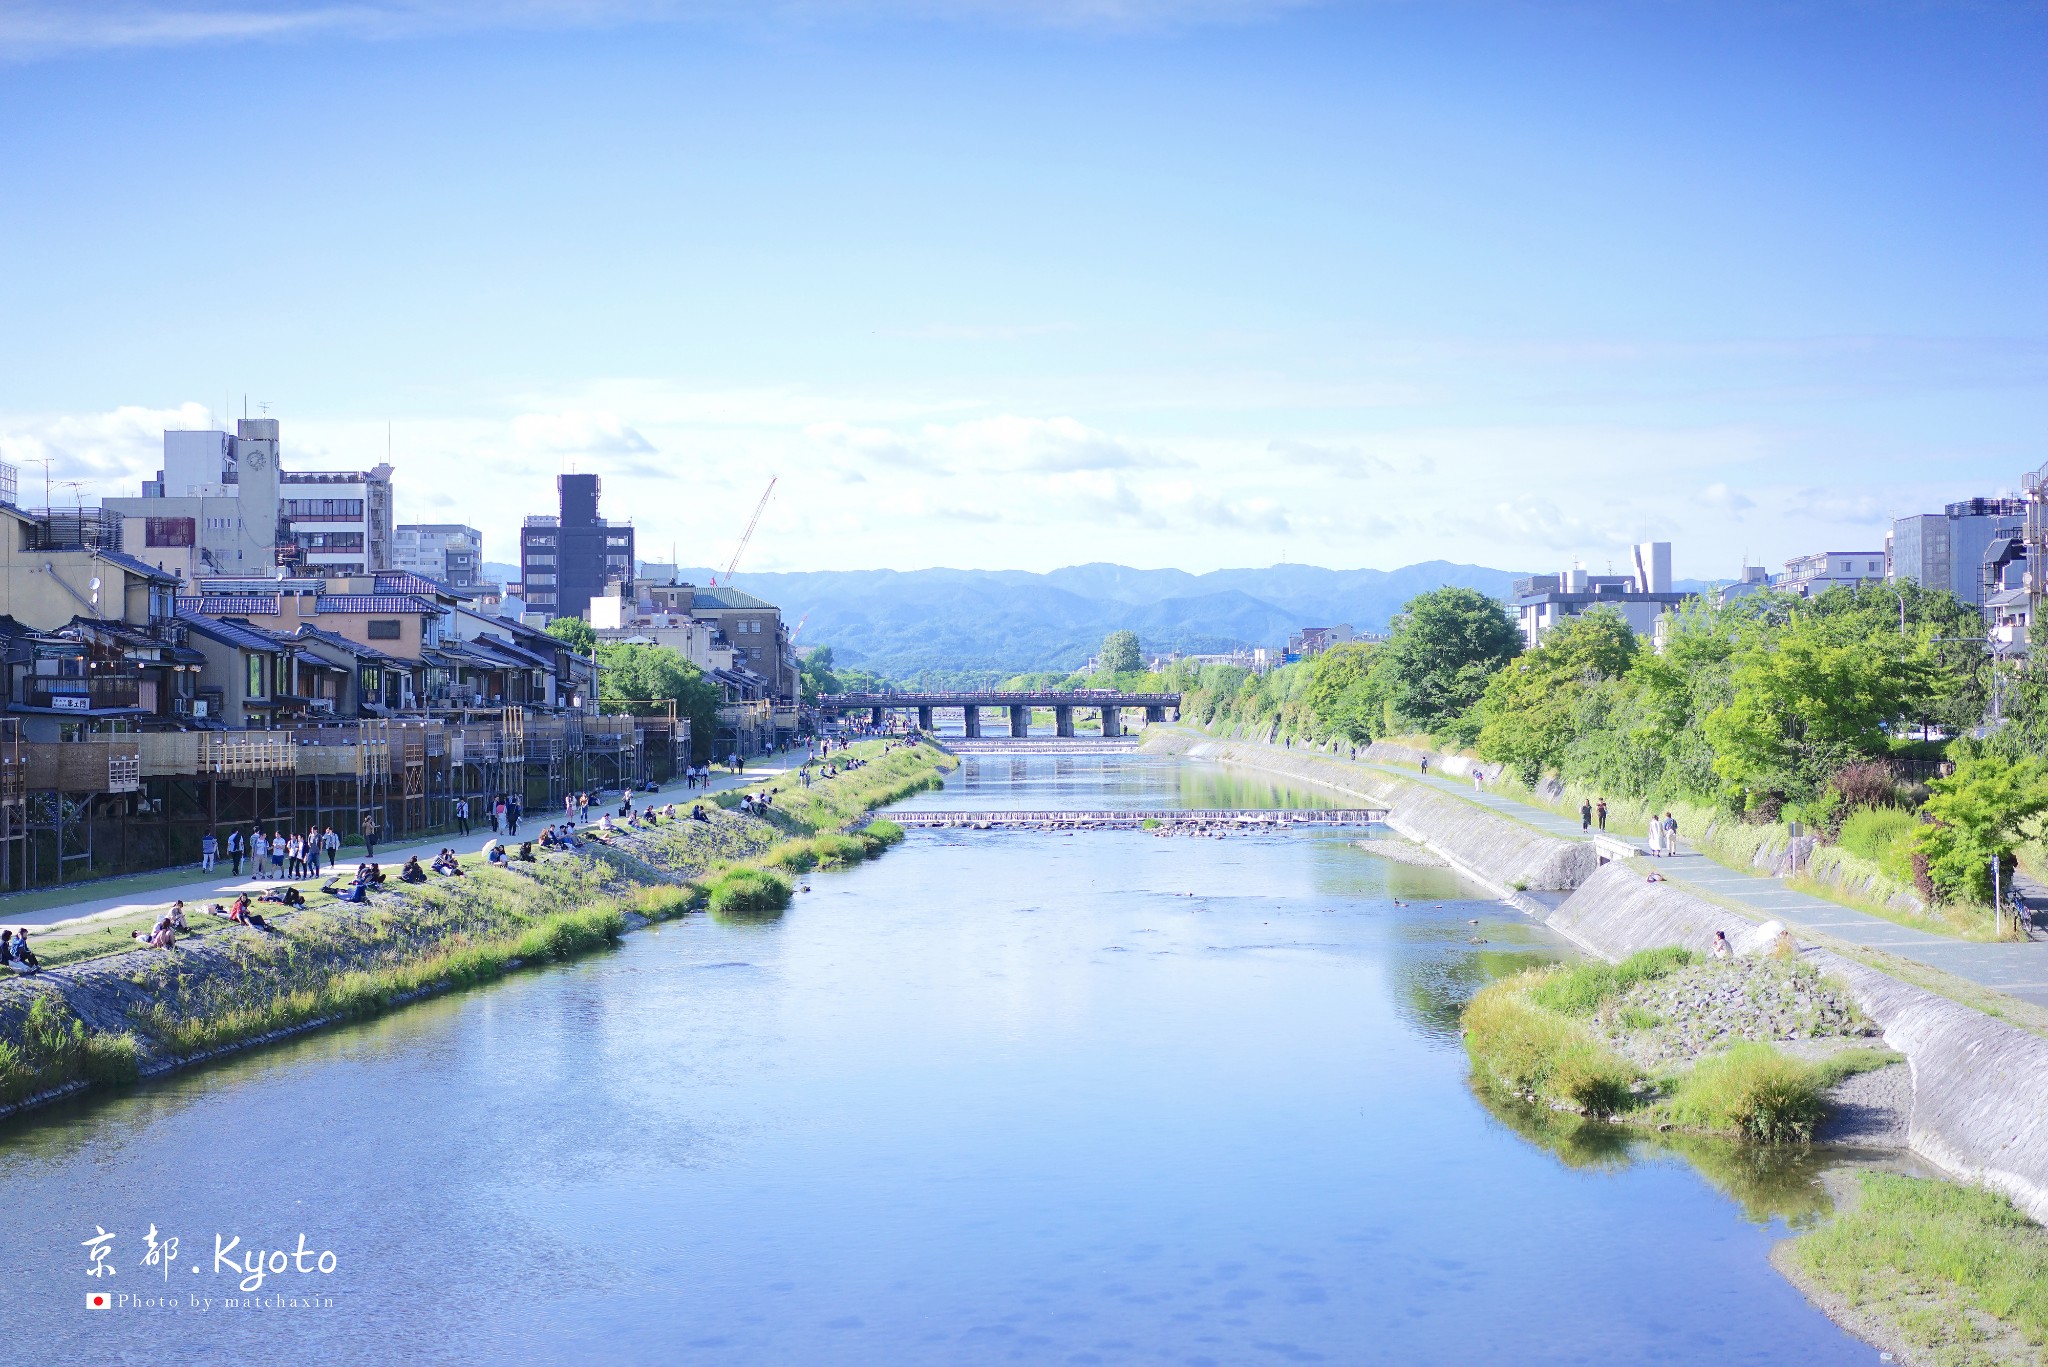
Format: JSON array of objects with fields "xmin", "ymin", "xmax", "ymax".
[
  {"xmin": 1667, "ymin": 1042, "xmax": 1826, "ymax": 1142},
  {"xmin": 1829, "ymin": 761, "xmax": 1900, "ymax": 813},
  {"xmin": 766, "ymin": 843, "xmax": 819, "ymax": 873},
  {"xmin": 1463, "ymin": 972, "xmax": 1642, "ymax": 1116},
  {"xmin": 707, "ymin": 867, "xmax": 793, "ymax": 920},
  {"xmin": 1527, "ymin": 946, "xmax": 1695, "ymax": 1016},
  {"xmin": 809, "ymin": 833, "xmax": 868, "ymax": 868},
  {"xmin": 1838, "ymin": 806, "xmax": 1917, "ymax": 878}
]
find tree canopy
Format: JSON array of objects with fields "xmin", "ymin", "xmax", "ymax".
[{"xmin": 1097, "ymin": 630, "xmax": 1142, "ymax": 675}]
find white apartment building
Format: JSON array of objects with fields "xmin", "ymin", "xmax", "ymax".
[
  {"xmin": 108, "ymin": 420, "xmax": 393, "ymax": 581},
  {"xmin": 394, "ymin": 523, "xmax": 484, "ymax": 586}
]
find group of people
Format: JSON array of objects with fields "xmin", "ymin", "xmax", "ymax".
[
  {"xmin": 679, "ymin": 766, "xmax": 717, "ymax": 789},
  {"xmin": 1573, "ymin": 798, "xmax": 1680, "ymax": 856},
  {"xmin": 1, "ymin": 926, "xmax": 40, "ymax": 971},
  {"xmin": 320, "ymin": 862, "xmax": 388, "ymax": 904},
  {"xmin": 205, "ymin": 826, "xmax": 348, "ymax": 880},
  {"xmin": 738, "ymin": 790, "xmax": 776, "ymax": 816}
]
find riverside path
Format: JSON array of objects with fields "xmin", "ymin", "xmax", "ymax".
[{"xmin": 1356, "ymin": 752, "xmax": 2048, "ymax": 1011}]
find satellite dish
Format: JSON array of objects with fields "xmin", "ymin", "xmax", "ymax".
[{"xmin": 89, "ymin": 575, "xmax": 101, "ymax": 606}]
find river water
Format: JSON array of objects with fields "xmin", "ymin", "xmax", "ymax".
[{"xmin": 0, "ymin": 753, "xmax": 1876, "ymax": 1364}]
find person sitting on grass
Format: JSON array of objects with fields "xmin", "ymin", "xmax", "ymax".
[
  {"xmin": 692, "ymin": 804, "xmax": 709, "ymax": 823},
  {"xmin": 485, "ymin": 841, "xmax": 508, "ymax": 865},
  {"xmin": 1711, "ymin": 929, "xmax": 1733, "ymax": 962},
  {"xmin": 320, "ymin": 875, "xmax": 369, "ymax": 904},
  {"xmin": 0, "ymin": 929, "xmax": 36, "ymax": 972},
  {"xmin": 167, "ymin": 900, "xmax": 190, "ymax": 932},
  {"xmin": 518, "ymin": 840, "xmax": 535, "ymax": 862},
  {"xmin": 399, "ymin": 855, "xmax": 428, "ymax": 885},
  {"xmin": 360, "ymin": 862, "xmax": 386, "ymax": 886},
  {"xmin": 131, "ymin": 915, "xmax": 178, "ymax": 950},
  {"xmin": 258, "ymin": 885, "xmax": 305, "ymax": 908},
  {"xmin": 433, "ymin": 848, "xmax": 463, "ymax": 876}
]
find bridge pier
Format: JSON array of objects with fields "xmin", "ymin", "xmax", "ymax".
[
  {"xmin": 1009, "ymin": 704, "xmax": 1029, "ymax": 737},
  {"xmin": 1145, "ymin": 705, "xmax": 1165, "ymax": 723},
  {"xmin": 1100, "ymin": 705, "xmax": 1122, "ymax": 738},
  {"xmin": 870, "ymin": 705, "xmax": 885, "ymax": 727},
  {"xmin": 1055, "ymin": 705, "xmax": 1075, "ymax": 738},
  {"xmin": 963, "ymin": 705, "xmax": 982, "ymax": 739},
  {"xmin": 918, "ymin": 705, "xmax": 934, "ymax": 731}
]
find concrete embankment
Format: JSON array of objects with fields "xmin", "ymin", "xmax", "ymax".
[
  {"xmin": 1143, "ymin": 731, "xmax": 1594, "ymax": 894},
  {"xmin": 1150, "ymin": 727, "xmax": 2048, "ymax": 1225}
]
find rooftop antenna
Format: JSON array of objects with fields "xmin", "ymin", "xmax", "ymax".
[{"xmin": 21, "ymin": 456, "xmax": 52, "ymax": 513}]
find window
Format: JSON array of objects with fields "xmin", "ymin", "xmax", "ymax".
[
  {"xmin": 526, "ymin": 573, "xmax": 556, "ymax": 586},
  {"xmin": 296, "ymin": 531, "xmax": 365, "ymax": 552},
  {"xmin": 360, "ymin": 666, "xmax": 381, "ymax": 695},
  {"xmin": 366, "ymin": 620, "xmax": 402, "ymax": 640},
  {"xmin": 525, "ymin": 554, "xmax": 556, "ymax": 567},
  {"xmin": 247, "ymin": 655, "xmax": 266, "ymax": 698},
  {"xmin": 145, "ymin": 517, "xmax": 194, "ymax": 548},
  {"xmin": 275, "ymin": 655, "xmax": 291, "ymax": 694},
  {"xmin": 282, "ymin": 498, "xmax": 365, "ymax": 520}
]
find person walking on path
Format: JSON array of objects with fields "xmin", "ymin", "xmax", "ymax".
[
  {"xmin": 1596, "ymin": 798, "xmax": 1608, "ymax": 832},
  {"xmin": 201, "ymin": 830, "xmax": 218, "ymax": 872},
  {"xmin": 1579, "ymin": 799, "xmax": 1592, "ymax": 833},
  {"xmin": 227, "ymin": 828, "xmax": 244, "ymax": 877},
  {"xmin": 1647, "ymin": 814, "xmax": 1661, "ymax": 857},
  {"xmin": 250, "ymin": 829, "xmax": 269, "ymax": 879},
  {"xmin": 456, "ymin": 797, "xmax": 470, "ymax": 835},
  {"xmin": 492, "ymin": 797, "xmax": 506, "ymax": 835},
  {"xmin": 362, "ymin": 812, "xmax": 380, "ymax": 860},
  {"xmin": 1472, "ymin": 768, "xmax": 1484, "ymax": 791},
  {"xmin": 323, "ymin": 826, "xmax": 341, "ymax": 872},
  {"xmin": 269, "ymin": 830, "xmax": 286, "ymax": 879},
  {"xmin": 1419, "ymin": 756, "xmax": 1429, "ymax": 776},
  {"xmin": 1662, "ymin": 811, "xmax": 1679, "ymax": 858}
]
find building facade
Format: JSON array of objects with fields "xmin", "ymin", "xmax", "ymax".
[
  {"xmin": 1891, "ymin": 498, "xmax": 2026, "ymax": 607},
  {"xmin": 108, "ymin": 419, "xmax": 394, "ymax": 580},
  {"xmin": 394, "ymin": 523, "xmax": 484, "ymax": 586},
  {"xmin": 519, "ymin": 474, "xmax": 634, "ymax": 622},
  {"xmin": 1512, "ymin": 541, "xmax": 1687, "ymax": 649}
]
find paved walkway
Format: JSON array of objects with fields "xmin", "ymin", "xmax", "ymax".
[
  {"xmin": 2, "ymin": 751, "xmax": 810, "ymax": 933},
  {"xmin": 1363, "ymin": 757, "xmax": 2048, "ymax": 1011}
]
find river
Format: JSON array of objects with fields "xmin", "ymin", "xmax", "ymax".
[{"xmin": 0, "ymin": 752, "xmax": 1876, "ymax": 1363}]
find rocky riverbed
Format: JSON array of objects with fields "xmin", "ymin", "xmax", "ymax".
[{"xmin": 1592, "ymin": 954, "xmax": 1880, "ymax": 1071}]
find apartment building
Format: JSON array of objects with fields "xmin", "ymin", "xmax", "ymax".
[{"xmin": 394, "ymin": 523, "xmax": 484, "ymax": 586}]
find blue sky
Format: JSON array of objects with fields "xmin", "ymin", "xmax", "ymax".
[{"xmin": 1, "ymin": 0, "xmax": 2043, "ymax": 579}]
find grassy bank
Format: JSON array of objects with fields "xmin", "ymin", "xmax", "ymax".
[
  {"xmin": 0, "ymin": 738, "xmax": 953, "ymax": 1113},
  {"xmin": 1783, "ymin": 1172, "xmax": 2048, "ymax": 1367},
  {"xmin": 1482, "ymin": 772, "xmax": 2003, "ymax": 942},
  {"xmin": 1463, "ymin": 948, "xmax": 1894, "ymax": 1142}
]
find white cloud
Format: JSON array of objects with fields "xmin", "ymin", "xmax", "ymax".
[
  {"xmin": 0, "ymin": 402, "xmax": 215, "ymax": 501},
  {"xmin": 510, "ymin": 409, "xmax": 655, "ymax": 456},
  {"xmin": 1701, "ymin": 482, "xmax": 1755, "ymax": 516}
]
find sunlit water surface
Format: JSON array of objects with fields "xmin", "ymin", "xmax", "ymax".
[{"xmin": 0, "ymin": 754, "xmax": 1874, "ymax": 1364}]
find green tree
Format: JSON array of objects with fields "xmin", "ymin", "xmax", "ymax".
[
  {"xmin": 545, "ymin": 617, "xmax": 597, "ymax": 653},
  {"xmin": 1476, "ymin": 607, "xmax": 1637, "ymax": 782},
  {"xmin": 1381, "ymin": 587, "xmax": 1522, "ymax": 745},
  {"xmin": 1702, "ymin": 614, "xmax": 1929, "ymax": 807},
  {"xmin": 1915, "ymin": 751, "xmax": 2048, "ymax": 906},
  {"xmin": 1098, "ymin": 630, "xmax": 1142, "ymax": 675},
  {"xmin": 594, "ymin": 641, "xmax": 722, "ymax": 763},
  {"xmin": 800, "ymin": 646, "xmax": 844, "ymax": 704},
  {"xmin": 1300, "ymin": 642, "xmax": 1386, "ymax": 743}
]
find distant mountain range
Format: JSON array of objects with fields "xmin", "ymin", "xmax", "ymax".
[
  {"xmin": 478, "ymin": 559, "xmax": 1724, "ymax": 681},
  {"xmin": 658, "ymin": 562, "xmax": 1531, "ymax": 681}
]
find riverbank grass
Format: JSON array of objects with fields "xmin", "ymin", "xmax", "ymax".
[
  {"xmin": 1464, "ymin": 949, "xmax": 1888, "ymax": 1142},
  {"xmin": 1787, "ymin": 1172, "xmax": 2048, "ymax": 1367},
  {"xmin": 0, "ymin": 739, "xmax": 955, "ymax": 1111}
]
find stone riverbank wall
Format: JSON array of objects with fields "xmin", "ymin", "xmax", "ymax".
[{"xmin": 1148, "ymin": 728, "xmax": 2048, "ymax": 1224}]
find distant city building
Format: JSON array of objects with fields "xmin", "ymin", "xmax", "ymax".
[
  {"xmin": 1891, "ymin": 497, "xmax": 2026, "ymax": 607},
  {"xmin": 395, "ymin": 524, "xmax": 484, "ymax": 586},
  {"xmin": 1513, "ymin": 541, "xmax": 1686, "ymax": 648},
  {"xmin": 1285, "ymin": 624, "xmax": 1355, "ymax": 662},
  {"xmin": 107, "ymin": 419, "xmax": 393, "ymax": 579},
  {"xmin": 1717, "ymin": 564, "xmax": 1772, "ymax": 606},
  {"xmin": 519, "ymin": 474, "xmax": 634, "ymax": 622}
]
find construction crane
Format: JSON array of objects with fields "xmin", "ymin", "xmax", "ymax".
[
  {"xmin": 788, "ymin": 612, "xmax": 810, "ymax": 645},
  {"xmin": 713, "ymin": 477, "xmax": 776, "ymax": 586}
]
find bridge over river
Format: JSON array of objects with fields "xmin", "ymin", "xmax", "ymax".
[{"xmin": 822, "ymin": 690, "xmax": 1180, "ymax": 739}]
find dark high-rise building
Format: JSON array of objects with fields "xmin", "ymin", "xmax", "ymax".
[{"xmin": 519, "ymin": 473, "xmax": 635, "ymax": 622}]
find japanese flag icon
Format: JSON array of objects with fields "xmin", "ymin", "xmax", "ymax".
[{"xmin": 86, "ymin": 1292, "xmax": 110, "ymax": 1309}]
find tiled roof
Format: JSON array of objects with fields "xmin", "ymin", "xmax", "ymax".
[
  {"xmin": 314, "ymin": 595, "xmax": 439, "ymax": 615},
  {"xmin": 287, "ymin": 625, "xmax": 405, "ymax": 664},
  {"xmin": 91, "ymin": 549, "xmax": 182, "ymax": 584},
  {"xmin": 178, "ymin": 594, "xmax": 280, "ymax": 615},
  {"xmin": 371, "ymin": 572, "xmax": 449, "ymax": 598},
  {"xmin": 687, "ymin": 585, "xmax": 778, "ymax": 610},
  {"xmin": 177, "ymin": 610, "xmax": 289, "ymax": 653}
]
